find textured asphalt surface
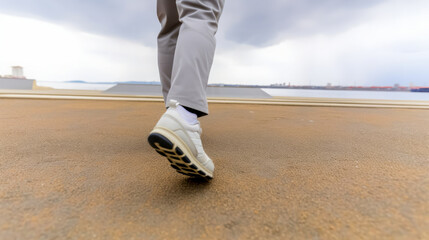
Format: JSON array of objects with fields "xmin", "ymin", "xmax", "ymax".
[{"xmin": 1, "ymin": 99, "xmax": 428, "ymax": 239}]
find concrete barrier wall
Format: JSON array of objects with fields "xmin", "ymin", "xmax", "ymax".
[
  {"xmin": 0, "ymin": 78, "xmax": 34, "ymax": 90},
  {"xmin": 104, "ymin": 84, "xmax": 272, "ymax": 99},
  {"xmin": 104, "ymin": 84, "xmax": 162, "ymax": 96}
]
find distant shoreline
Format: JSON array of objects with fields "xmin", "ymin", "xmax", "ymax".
[{"xmin": 37, "ymin": 80, "xmax": 429, "ymax": 93}]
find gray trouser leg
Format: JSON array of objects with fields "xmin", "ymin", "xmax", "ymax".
[{"xmin": 157, "ymin": 0, "xmax": 224, "ymax": 115}]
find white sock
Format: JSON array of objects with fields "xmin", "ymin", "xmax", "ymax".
[{"xmin": 176, "ymin": 105, "xmax": 198, "ymax": 125}]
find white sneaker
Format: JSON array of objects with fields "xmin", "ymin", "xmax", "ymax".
[{"xmin": 148, "ymin": 100, "xmax": 214, "ymax": 179}]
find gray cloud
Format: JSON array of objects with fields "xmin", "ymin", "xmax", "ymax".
[
  {"xmin": 223, "ymin": 0, "xmax": 387, "ymax": 46},
  {"xmin": 0, "ymin": 0, "xmax": 387, "ymax": 46},
  {"xmin": 0, "ymin": 0, "xmax": 159, "ymax": 44}
]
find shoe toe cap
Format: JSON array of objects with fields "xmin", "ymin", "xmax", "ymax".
[{"xmin": 204, "ymin": 158, "xmax": 215, "ymax": 173}]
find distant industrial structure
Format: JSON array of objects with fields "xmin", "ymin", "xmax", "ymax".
[
  {"xmin": 0, "ymin": 66, "xmax": 26, "ymax": 79},
  {"xmin": 0, "ymin": 66, "xmax": 35, "ymax": 90},
  {"xmin": 12, "ymin": 66, "xmax": 24, "ymax": 78},
  {"xmin": 268, "ymin": 82, "xmax": 429, "ymax": 92}
]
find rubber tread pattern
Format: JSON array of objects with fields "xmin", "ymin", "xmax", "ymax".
[{"xmin": 148, "ymin": 133, "xmax": 212, "ymax": 179}]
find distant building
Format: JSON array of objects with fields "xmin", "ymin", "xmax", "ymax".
[
  {"xmin": 0, "ymin": 66, "xmax": 35, "ymax": 90},
  {"xmin": 12, "ymin": 66, "xmax": 24, "ymax": 78}
]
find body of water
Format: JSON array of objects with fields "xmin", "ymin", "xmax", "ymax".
[
  {"xmin": 36, "ymin": 81, "xmax": 429, "ymax": 101},
  {"xmin": 262, "ymin": 88, "xmax": 429, "ymax": 101}
]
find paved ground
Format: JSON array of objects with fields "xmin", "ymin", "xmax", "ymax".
[{"xmin": 0, "ymin": 99, "xmax": 428, "ymax": 239}]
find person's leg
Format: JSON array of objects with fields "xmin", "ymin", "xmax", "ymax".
[
  {"xmin": 157, "ymin": 0, "xmax": 181, "ymax": 102},
  {"xmin": 148, "ymin": 0, "xmax": 224, "ymax": 179},
  {"xmin": 166, "ymin": 0, "xmax": 225, "ymax": 116}
]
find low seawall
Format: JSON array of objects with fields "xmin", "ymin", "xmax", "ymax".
[
  {"xmin": 0, "ymin": 78, "xmax": 35, "ymax": 90},
  {"xmin": 104, "ymin": 84, "xmax": 272, "ymax": 99}
]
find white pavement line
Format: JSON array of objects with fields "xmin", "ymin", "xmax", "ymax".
[
  {"xmin": 0, "ymin": 94, "xmax": 164, "ymax": 102},
  {"xmin": 208, "ymin": 100, "xmax": 429, "ymax": 109},
  {"xmin": 1, "ymin": 93, "xmax": 428, "ymax": 109},
  {"xmin": 209, "ymin": 98, "xmax": 429, "ymax": 106}
]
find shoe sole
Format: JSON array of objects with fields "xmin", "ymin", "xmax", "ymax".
[{"xmin": 147, "ymin": 128, "xmax": 213, "ymax": 180}]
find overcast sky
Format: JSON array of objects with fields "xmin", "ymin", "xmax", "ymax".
[{"xmin": 0, "ymin": 0, "xmax": 428, "ymax": 86}]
